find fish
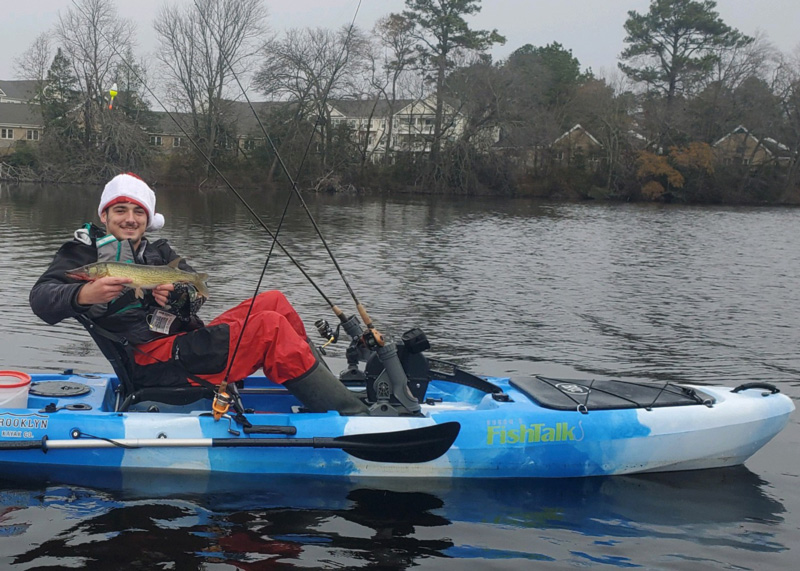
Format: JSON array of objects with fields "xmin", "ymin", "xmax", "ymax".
[{"xmin": 65, "ymin": 258, "xmax": 209, "ymax": 299}]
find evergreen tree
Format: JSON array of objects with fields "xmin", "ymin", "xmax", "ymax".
[
  {"xmin": 37, "ymin": 48, "xmax": 82, "ymax": 170},
  {"xmin": 509, "ymin": 43, "xmax": 589, "ymax": 110},
  {"xmin": 400, "ymin": 0, "xmax": 505, "ymax": 163},
  {"xmin": 40, "ymin": 48, "xmax": 79, "ymax": 126},
  {"xmin": 619, "ymin": 0, "xmax": 751, "ymax": 103}
]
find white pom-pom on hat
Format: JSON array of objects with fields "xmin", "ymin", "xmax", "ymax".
[{"xmin": 98, "ymin": 173, "xmax": 166, "ymax": 231}]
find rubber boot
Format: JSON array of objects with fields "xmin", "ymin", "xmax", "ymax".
[{"xmin": 284, "ymin": 362, "xmax": 369, "ymax": 416}]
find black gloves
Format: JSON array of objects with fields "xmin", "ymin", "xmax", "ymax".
[{"xmin": 164, "ymin": 283, "xmax": 205, "ymax": 322}]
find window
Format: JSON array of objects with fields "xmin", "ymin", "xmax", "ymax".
[
  {"xmin": 149, "ymin": 135, "xmax": 163, "ymax": 146},
  {"xmin": 0, "ymin": 128, "xmax": 14, "ymax": 139},
  {"xmin": 243, "ymin": 139, "xmax": 256, "ymax": 150},
  {"xmin": 26, "ymin": 130, "xmax": 40, "ymax": 141},
  {"xmin": 173, "ymin": 137, "xmax": 183, "ymax": 147}
]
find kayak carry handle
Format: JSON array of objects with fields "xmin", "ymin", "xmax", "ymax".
[{"xmin": 731, "ymin": 382, "xmax": 780, "ymax": 394}]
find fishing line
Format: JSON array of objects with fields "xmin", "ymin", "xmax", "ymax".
[
  {"xmin": 67, "ymin": 0, "xmax": 337, "ymax": 309},
  {"xmin": 193, "ymin": 0, "xmax": 365, "ymax": 309},
  {"xmin": 193, "ymin": 0, "xmax": 364, "ymax": 387},
  {"xmin": 68, "ymin": 0, "xmax": 379, "ymax": 418}
]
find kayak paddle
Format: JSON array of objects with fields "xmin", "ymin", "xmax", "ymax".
[{"xmin": 0, "ymin": 421, "xmax": 461, "ymax": 464}]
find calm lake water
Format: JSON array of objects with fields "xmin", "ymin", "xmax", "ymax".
[{"xmin": 0, "ymin": 182, "xmax": 798, "ymax": 569}]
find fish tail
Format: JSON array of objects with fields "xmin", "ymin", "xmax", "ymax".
[{"xmin": 195, "ymin": 275, "xmax": 210, "ymax": 299}]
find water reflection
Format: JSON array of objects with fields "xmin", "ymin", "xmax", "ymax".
[{"xmin": 0, "ymin": 466, "xmax": 786, "ymax": 568}]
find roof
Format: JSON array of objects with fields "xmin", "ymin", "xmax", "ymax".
[
  {"xmin": 224, "ymin": 100, "xmax": 290, "ymax": 136},
  {"xmin": 148, "ymin": 100, "xmax": 291, "ymax": 137},
  {"xmin": 329, "ymin": 98, "xmax": 413, "ymax": 118},
  {"xmin": 0, "ymin": 80, "xmax": 39, "ymax": 103},
  {"xmin": 553, "ymin": 124, "xmax": 602, "ymax": 147},
  {"xmin": 712, "ymin": 125, "xmax": 751, "ymax": 147},
  {"xmin": 0, "ymin": 102, "xmax": 42, "ymax": 127},
  {"xmin": 712, "ymin": 125, "xmax": 794, "ymax": 158}
]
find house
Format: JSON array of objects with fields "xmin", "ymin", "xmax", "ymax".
[
  {"xmin": 712, "ymin": 125, "xmax": 792, "ymax": 166},
  {"xmin": 328, "ymin": 98, "xmax": 394, "ymax": 160},
  {"xmin": 551, "ymin": 124, "xmax": 604, "ymax": 169},
  {"xmin": 391, "ymin": 97, "xmax": 464, "ymax": 154},
  {"xmin": 143, "ymin": 101, "xmax": 282, "ymax": 154},
  {"xmin": 0, "ymin": 102, "xmax": 43, "ymax": 155},
  {"xmin": 0, "ymin": 80, "xmax": 43, "ymax": 156},
  {"xmin": 328, "ymin": 96, "xmax": 467, "ymax": 160},
  {"xmin": 147, "ymin": 109, "xmax": 194, "ymax": 151}
]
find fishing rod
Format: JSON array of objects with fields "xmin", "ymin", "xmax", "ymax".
[
  {"xmin": 192, "ymin": 0, "xmax": 377, "ymax": 330},
  {"xmin": 194, "ymin": 1, "xmax": 422, "ymax": 415},
  {"xmin": 192, "ymin": 1, "xmax": 391, "ymax": 354},
  {"xmin": 67, "ymin": 0, "xmax": 337, "ymax": 311},
  {"xmin": 68, "ymin": 0, "xmax": 359, "ymax": 419},
  {"xmin": 191, "ymin": 0, "xmax": 366, "ymax": 410},
  {"xmin": 70, "ymin": 0, "xmax": 421, "ymax": 415}
]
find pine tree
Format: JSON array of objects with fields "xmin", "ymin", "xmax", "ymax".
[
  {"xmin": 619, "ymin": 0, "xmax": 751, "ymax": 104},
  {"xmin": 41, "ymin": 48, "xmax": 79, "ymax": 127},
  {"xmin": 400, "ymin": 0, "xmax": 505, "ymax": 162}
]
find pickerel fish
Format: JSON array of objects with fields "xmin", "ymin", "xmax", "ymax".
[{"xmin": 66, "ymin": 258, "xmax": 209, "ymax": 299}]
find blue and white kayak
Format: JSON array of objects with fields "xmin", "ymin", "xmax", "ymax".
[{"xmin": 0, "ymin": 372, "xmax": 793, "ymax": 483}]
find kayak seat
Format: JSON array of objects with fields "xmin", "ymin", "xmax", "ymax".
[{"xmin": 77, "ymin": 315, "xmax": 215, "ymax": 412}]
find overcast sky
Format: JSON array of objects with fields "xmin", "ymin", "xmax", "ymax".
[{"xmin": 2, "ymin": 0, "xmax": 799, "ymax": 83}]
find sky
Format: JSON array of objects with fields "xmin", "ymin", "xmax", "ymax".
[{"xmin": 2, "ymin": 0, "xmax": 800, "ymax": 83}]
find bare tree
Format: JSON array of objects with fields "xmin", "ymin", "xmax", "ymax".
[
  {"xmin": 570, "ymin": 73, "xmax": 638, "ymax": 191},
  {"xmin": 14, "ymin": 32, "xmax": 53, "ymax": 86},
  {"xmin": 56, "ymin": 0, "xmax": 135, "ymax": 148},
  {"xmin": 686, "ymin": 33, "xmax": 779, "ymax": 142},
  {"xmin": 371, "ymin": 14, "xmax": 417, "ymax": 164},
  {"xmin": 773, "ymin": 46, "xmax": 800, "ymax": 196},
  {"xmin": 154, "ymin": 0, "xmax": 268, "ymax": 170},
  {"xmin": 253, "ymin": 25, "xmax": 368, "ymax": 168}
]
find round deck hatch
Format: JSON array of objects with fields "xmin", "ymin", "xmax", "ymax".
[{"xmin": 29, "ymin": 381, "xmax": 92, "ymax": 397}]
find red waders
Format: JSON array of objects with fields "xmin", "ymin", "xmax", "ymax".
[{"xmin": 133, "ymin": 291, "xmax": 318, "ymax": 385}]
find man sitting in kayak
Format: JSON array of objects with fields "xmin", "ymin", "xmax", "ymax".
[{"xmin": 29, "ymin": 172, "xmax": 369, "ymax": 415}]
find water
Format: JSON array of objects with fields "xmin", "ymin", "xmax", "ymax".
[{"xmin": 1, "ymin": 182, "xmax": 798, "ymax": 569}]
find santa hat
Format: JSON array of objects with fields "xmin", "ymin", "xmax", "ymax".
[{"xmin": 98, "ymin": 173, "xmax": 165, "ymax": 231}]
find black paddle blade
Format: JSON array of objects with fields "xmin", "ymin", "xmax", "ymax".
[{"xmin": 333, "ymin": 421, "xmax": 461, "ymax": 464}]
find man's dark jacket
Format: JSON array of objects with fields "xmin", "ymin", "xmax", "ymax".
[{"xmin": 30, "ymin": 224, "xmax": 204, "ymax": 346}]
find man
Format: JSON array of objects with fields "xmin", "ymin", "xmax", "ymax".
[{"xmin": 30, "ymin": 172, "xmax": 368, "ymax": 415}]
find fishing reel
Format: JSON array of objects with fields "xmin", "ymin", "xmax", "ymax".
[
  {"xmin": 314, "ymin": 319, "xmax": 340, "ymax": 355},
  {"xmin": 212, "ymin": 389, "xmax": 233, "ymax": 420}
]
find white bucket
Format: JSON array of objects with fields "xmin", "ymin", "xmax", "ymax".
[{"xmin": 0, "ymin": 371, "xmax": 31, "ymax": 409}]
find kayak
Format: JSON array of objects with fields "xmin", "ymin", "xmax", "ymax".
[{"xmin": 0, "ymin": 368, "xmax": 793, "ymax": 483}]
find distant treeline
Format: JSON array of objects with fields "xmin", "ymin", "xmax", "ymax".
[{"xmin": 5, "ymin": 0, "xmax": 800, "ymax": 204}]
